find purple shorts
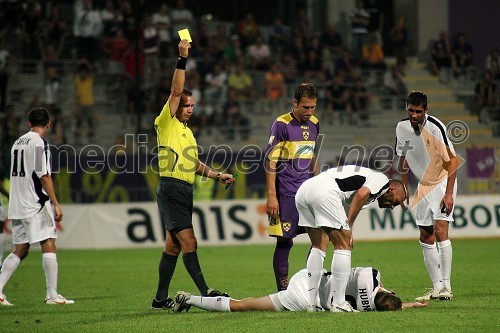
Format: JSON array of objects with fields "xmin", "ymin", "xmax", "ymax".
[{"xmin": 270, "ymin": 195, "xmax": 305, "ymax": 239}]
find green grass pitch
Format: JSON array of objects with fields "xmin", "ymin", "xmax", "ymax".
[{"xmin": 1, "ymin": 238, "xmax": 499, "ymax": 332}]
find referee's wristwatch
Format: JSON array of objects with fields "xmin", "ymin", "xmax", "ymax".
[{"xmin": 215, "ymin": 172, "xmax": 221, "ymax": 181}]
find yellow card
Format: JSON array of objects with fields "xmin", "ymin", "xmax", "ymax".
[{"xmin": 178, "ymin": 29, "xmax": 192, "ymax": 42}]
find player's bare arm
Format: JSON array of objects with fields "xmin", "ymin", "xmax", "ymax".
[
  {"xmin": 265, "ymin": 159, "xmax": 279, "ymax": 217},
  {"xmin": 347, "ymin": 186, "xmax": 371, "ymax": 229},
  {"xmin": 442, "ymin": 148, "xmax": 458, "ymax": 215},
  {"xmin": 398, "ymin": 156, "xmax": 410, "ymax": 206},
  {"xmin": 402, "ymin": 301, "xmax": 428, "ymax": 309},
  {"xmin": 168, "ymin": 39, "xmax": 191, "ymax": 117},
  {"xmin": 39, "ymin": 174, "xmax": 63, "ymax": 222}
]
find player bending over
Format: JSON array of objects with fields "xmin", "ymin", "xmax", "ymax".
[{"xmin": 173, "ymin": 267, "xmax": 428, "ymax": 313}]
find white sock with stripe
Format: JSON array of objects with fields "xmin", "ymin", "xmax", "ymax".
[{"xmin": 306, "ymin": 247, "xmax": 326, "ymax": 307}]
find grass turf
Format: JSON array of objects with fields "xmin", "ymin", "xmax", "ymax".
[{"xmin": 1, "ymin": 238, "xmax": 499, "ymax": 332}]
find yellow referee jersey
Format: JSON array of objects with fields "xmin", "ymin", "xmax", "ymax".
[{"xmin": 154, "ymin": 99, "xmax": 198, "ymax": 184}]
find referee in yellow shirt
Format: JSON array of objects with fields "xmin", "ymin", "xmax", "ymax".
[{"xmin": 151, "ymin": 39, "xmax": 235, "ymax": 310}]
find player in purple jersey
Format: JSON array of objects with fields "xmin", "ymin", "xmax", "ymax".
[{"xmin": 265, "ymin": 83, "xmax": 320, "ymax": 291}]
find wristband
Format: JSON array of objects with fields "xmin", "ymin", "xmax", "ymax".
[
  {"xmin": 176, "ymin": 56, "xmax": 187, "ymax": 70},
  {"xmin": 215, "ymin": 172, "xmax": 221, "ymax": 181}
]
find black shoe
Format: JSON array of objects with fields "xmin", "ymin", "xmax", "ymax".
[
  {"xmin": 151, "ymin": 297, "xmax": 174, "ymax": 310},
  {"xmin": 207, "ymin": 288, "xmax": 230, "ymax": 297},
  {"xmin": 173, "ymin": 291, "xmax": 192, "ymax": 313}
]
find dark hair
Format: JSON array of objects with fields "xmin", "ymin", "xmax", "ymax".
[
  {"xmin": 406, "ymin": 91, "xmax": 427, "ymax": 109},
  {"xmin": 28, "ymin": 107, "xmax": 50, "ymax": 127},
  {"xmin": 374, "ymin": 292, "xmax": 403, "ymax": 311},
  {"xmin": 294, "ymin": 83, "xmax": 317, "ymax": 102}
]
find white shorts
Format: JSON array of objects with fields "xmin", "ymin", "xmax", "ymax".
[
  {"xmin": 11, "ymin": 204, "xmax": 57, "ymax": 244},
  {"xmin": 411, "ymin": 179, "xmax": 456, "ymax": 226},
  {"xmin": 268, "ymin": 270, "xmax": 309, "ymax": 311},
  {"xmin": 296, "ymin": 177, "xmax": 350, "ymax": 230}
]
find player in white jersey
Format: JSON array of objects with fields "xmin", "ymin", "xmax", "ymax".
[
  {"xmin": 395, "ymin": 91, "xmax": 458, "ymax": 302},
  {"xmin": 296, "ymin": 165, "xmax": 407, "ymax": 312},
  {"xmin": 0, "ymin": 107, "xmax": 73, "ymax": 306},
  {"xmin": 171, "ymin": 266, "xmax": 428, "ymax": 313},
  {"xmin": 0, "ymin": 171, "xmax": 8, "ymax": 266}
]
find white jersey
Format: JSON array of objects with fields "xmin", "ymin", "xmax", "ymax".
[
  {"xmin": 395, "ymin": 115, "xmax": 455, "ymax": 185},
  {"xmin": 8, "ymin": 131, "xmax": 52, "ymax": 219},
  {"xmin": 273, "ymin": 267, "xmax": 384, "ymax": 312},
  {"xmin": 318, "ymin": 165, "xmax": 390, "ymax": 209}
]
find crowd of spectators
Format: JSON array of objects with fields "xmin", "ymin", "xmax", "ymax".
[{"xmin": 4, "ymin": 0, "xmax": 496, "ymax": 150}]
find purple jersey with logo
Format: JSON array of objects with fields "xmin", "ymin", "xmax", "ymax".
[{"xmin": 265, "ymin": 112, "xmax": 320, "ymax": 197}]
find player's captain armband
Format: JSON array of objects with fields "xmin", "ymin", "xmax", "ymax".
[{"xmin": 268, "ymin": 215, "xmax": 284, "ymax": 237}]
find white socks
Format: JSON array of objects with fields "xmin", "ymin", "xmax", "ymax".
[
  {"xmin": 437, "ymin": 240, "xmax": 452, "ymax": 290},
  {"xmin": 306, "ymin": 248, "xmax": 326, "ymax": 307},
  {"xmin": 42, "ymin": 253, "xmax": 58, "ymax": 299},
  {"xmin": 330, "ymin": 249, "xmax": 351, "ymax": 306},
  {"xmin": 0, "ymin": 233, "xmax": 4, "ymax": 265},
  {"xmin": 0, "ymin": 253, "xmax": 21, "ymax": 295},
  {"xmin": 420, "ymin": 241, "xmax": 444, "ymax": 291},
  {"xmin": 187, "ymin": 295, "xmax": 231, "ymax": 312}
]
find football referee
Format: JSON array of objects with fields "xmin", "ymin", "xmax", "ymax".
[{"xmin": 151, "ymin": 39, "xmax": 235, "ymax": 310}]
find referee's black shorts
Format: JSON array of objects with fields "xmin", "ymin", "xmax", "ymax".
[{"xmin": 157, "ymin": 177, "xmax": 193, "ymax": 232}]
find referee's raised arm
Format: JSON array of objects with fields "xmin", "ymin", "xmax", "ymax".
[{"xmin": 167, "ymin": 39, "xmax": 191, "ymax": 117}]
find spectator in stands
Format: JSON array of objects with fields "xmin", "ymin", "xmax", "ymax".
[
  {"xmin": 360, "ymin": 34, "xmax": 387, "ymax": 72},
  {"xmin": 120, "ymin": 0, "xmax": 137, "ymax": 41},
  {"xmin": 101, "ymin": 28, "xmax": 131, "ymax": 92},
  {"xmin": 292, "ymin": 9, "xmax": 312, "ymax": 42},
  {"xmin": 19, "ymin": 0, "xmax": 42, "ymax": 73},
  {"xmin": 185, "ymin": 74, "xmax": 202, "ymax": 105},
  {"xmin": 390, "ymin": 17, "xmax": 408, "ymax": 75},
  {"xmin": 228, "ymin": 62, "xmax": 254, "ymax": 99},
  {"xmin": 383, "ymin": 65, "xmax": 408, "ymax": 109},
  {"xmin": 325, "ymin": 74, "xmax": 353, "ymax": 125},
  {"xmin": 485, "ymin": 48, "xmax": 500, "ymax": 80},
  {"xmin": 204, "ymin": 62, "xmax": 228, "ymax": 107},
  {"xmin": 475, "ymin": 70, "xmax": 498, "ymax": 124},
  {"xmin": 37, "ymin": 34, "xmax": 64, "ymax": 109},
  {"xmin": 50, "ymin": 107, "xmax": 68, "ymax": 147},
  {"xmin": 321, "ymin": 24, "xmax": 343, "ymax": 61},
  {"xmin": 351, "ymin": 76, "xmax": 372, "ymax": 125},
  {"xmin": 153, "ymin": 3, "xmax": 173, "ymax": 60},
  {"xmin": 269, "ymin": 18, "xmax": 289, "ymax": 54},
  {"xmin": 301, "ymin": 48, "xmax": 322, "ymax": 82},
  {"xmin": 237, "ymin": 12, "xmax": 260, "ymax": 48},
  {"xmin": 248, "ymin": 36, "xmax": 272, "ymax": 71},
  {"xmin": 265, "ymin": 63, "xmax": 287, "ymax": 101},
  {"xmin": 334, "ymin": 48, "xmax": 357, "ymax": 81},
  {"xmin": 364, "ymin": 0, "xmax": 386, "ymax": 46},
  {"xmin": 223, "ymin": 34, "xmax": 244, "ymax": 67},
  {"xmin": 452, "ymin": 32, "xmax": 473, "ymax": 75},
  {"xmin": 278, "ymin": 52, "xmax": 298, "ymax": 86},
  {"xmin": 196, "ymin": 51, "xmax": 214, "ymax": 91},
  {"xmin": 74, "ymin": 59, "xmax": 95, "ymax": 143},
  {"xmin": 73, "ymin": 0, "xmax": 103, "ymax": 66},
  {"xmin": 41, "ymin": 3, "xmax": 67, "ymax": 53},
  {"xmin": 350, "ymin": 0, "xmax": 370, "ymax": 60},
  {"xmin": 289, "ymin": 36, "xmax": 307, "ymax": 68},
  {"xmin": 222, "ymin": 88, "xmax": 251, "ymax": 141},
  {"xmin": 171, "ymin": 0, "xmax": 196, "ymax": 39},
  {"xmin": 100, "ymin": 0, "xmax": 123, "ymax": 38},
  {"xmin": 141, "ymin": 14, "xmax": 160, "ymax": 114},
  {"xmin": 195, "ymin": 23, "xmax": 211, "ymax": 56},
  {"xmin": 210, "ymin": 24, "xmax": 229, "ymax": 58},
  {"xmin": 0, "ymin": 37, "xmax": 11, "ymax": 114},
  {"xmin": 431, "ymin": 31, "xmax": 455, "ymax": 81},
  {"xmin": 196, "ymin": 94, "xmax": 218, "ymax": 136}
]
